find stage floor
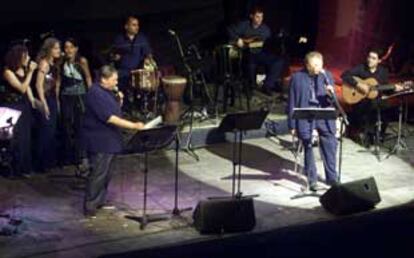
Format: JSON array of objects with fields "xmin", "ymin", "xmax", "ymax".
[{"xmin": 1, "ymin": 127, "xmax": 414, "ymax": 258}]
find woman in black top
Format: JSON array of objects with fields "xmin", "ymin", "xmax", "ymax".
[
  {"xmin": 35, "ymin": 37, "xmax": 61, "ymax": 172},
  {"xmin": 60, "ymin": 38, "xmax": 92, "ymax": 168},
  {"xmin": 2, "ymin": 44, "xmax": 37, "ymax": 176}
]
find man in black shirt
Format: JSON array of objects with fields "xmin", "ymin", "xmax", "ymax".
[
  {"xmin": 341, "ymin": 48, "xmax": 404, "ymax": 146},
  {"xmin": 228, "ymin": 6, "xmax": 284, "ymax": 95}
]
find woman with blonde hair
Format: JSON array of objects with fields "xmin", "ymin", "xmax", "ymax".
[{"xmin": 34, "ymin": 37, "xmax": 61, "ymax": 172}]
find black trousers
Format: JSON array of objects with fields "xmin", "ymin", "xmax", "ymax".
[
  {"xmin": 34, "ymin": 95, "xmax": 58, "ymax": 172},
  {"xmin": 84, "ymin": 152, "xmax": 115, "ymax": 212},
  {"xmin": 349, "ymin": 99, "xmax": 398, "ymax": 141},
  {"xmin": 60, "ymin": 94, "xmax": 86, "ymax": 165}
]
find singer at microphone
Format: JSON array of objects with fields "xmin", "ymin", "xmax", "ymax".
[
  {"xmin": 320, "ymin": 69, "xmax": 336, "ymax": 97},
  {"xmin": 81, "ymin": 65, "xmax": 144, "ymax": 217},
  {"xmin": 287, "ymin": 51, "xmax": 338, "ymax": 191}
]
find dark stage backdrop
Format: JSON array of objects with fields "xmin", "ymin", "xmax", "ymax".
[
  {"xmin": 317, "ymin": 0, "xmax": 414, "ymax": 70},
  {"xmin": 0, "ymin": 0, "xmax": 321, "ymax": 72},
  {"xmin": 0, "ymin": 0, "xmax": 226, "ymax": 69}
]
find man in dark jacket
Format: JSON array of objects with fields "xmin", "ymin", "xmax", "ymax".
[
  {"xmin": 81, "ymin": 65, "xmax": 144, "ymax": 217},
  {"xmin": 287, "ymin": 51, "xmax": 338, "ymax": 191}
]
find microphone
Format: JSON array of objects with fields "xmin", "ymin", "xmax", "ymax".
[
  {"xmin": 320, "ymin": 69, "xmax": 332, "ymax": 87},
  {"xmin": 22, "ymin": 38, "xmax": 30, "ymax": 45},
  {"xmin": 168, "ymin": 29, "xmax": 176, "ymax": 36},
  {"xmin": 188, "ymin": 44, "xmax": 202, "ymax": 60},
  {"xmin": 320, "ymin": 69, "xmax": 337, "ymax": 99}
]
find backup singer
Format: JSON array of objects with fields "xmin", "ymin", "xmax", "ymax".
[
  {"xmin": 2, "ymin": 44, "xmax": 37, "ymax": 177},
  {"xmin": 35, "ymin": 37, "xmax": 62, "ymax": 172},
  {"xmin": 81, "ymin": 65, "xmax": 144, "ymax": 217},
  {"xmin": 287, "ymin": 52, "xmax": 338, "ymax": 191},
  {"xmin": 341, "ymin": 48, "xmax": 404, "ymax": 146},
  {"xmin": 60, "ymin": 38, "xmax": 92, "ymax": 168},
  {"xmin": 228, "ymin": 6, "xmax": 284, "ymax": 96}
]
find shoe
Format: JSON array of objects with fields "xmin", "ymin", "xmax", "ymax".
[
  {"xmin": 309, "ymin": 182, "xmax": 318, "ymax": 192},
  {"xmin": 276, "ymin": 93, "xmax": 287, "ymax": 102},
  {"xmin": 326, "ymin": 180, "xmax": 338, "ymax": 187},
  {"xmin": 18, "ymin": 172, "xmax": 33, "ymax": 179},
  {"xmin": 261, "ymin": 87, "xmax": 273, "ymax": 96},
  {"xmin": 84, "ymin": 209, "xmax": 97, "ymax": 218},
  {"xmin": 97, "ymin": 202, "xmax": 116, "ymax": 210}
]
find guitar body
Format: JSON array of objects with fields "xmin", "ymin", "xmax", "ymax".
[
  {"xmin": 342, "ymin": 76, "xmax": 379, "ymax": 104},
  {"xmin": 241, "ymin": 37, "xmax": 264, "ymax": 49}
]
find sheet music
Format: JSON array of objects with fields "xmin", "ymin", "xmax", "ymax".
[
  {"xmin": 0, "ymin": 107, "xmax": 22, "ymax": 128},
  {"xmin": 0, "ymin": 107, "xmax": 22, "ymax": 137},
  {"xmin": 143, "ymin": 116, "xmax": 163, "ymax": 129},
  {"xmin": 292, "ymin": 107, "xmax": 337, "ymax": 120}
]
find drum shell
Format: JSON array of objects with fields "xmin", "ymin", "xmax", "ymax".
[
  {"xmin": 214, "ymin": 44, "xmax": 243, "ymax": 80},
  {"xmin": 163, "ymin": 82, "xmax": 186, "ymax": 102},
  {"xmin": 162, "ymin": 76, "xmax": 187, "ymax": 124},
  {"xmin": 131, "ymin": 69, "xmax": 160, "ymax": 92}
]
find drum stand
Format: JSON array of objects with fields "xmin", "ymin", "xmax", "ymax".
[{"xmin": 143, "ymin": 91, "xmax": 158, "ymax": 120}]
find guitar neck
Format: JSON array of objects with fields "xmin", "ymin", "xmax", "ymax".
[{"xmin": 376, "ymin": 84, "xmax": 395, "ymax": 92}]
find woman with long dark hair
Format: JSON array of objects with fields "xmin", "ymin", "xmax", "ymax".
[
  {"xmin": 2, "ymin": 44, "xmax": 37, "ymax": 177},
  {"xmin": 60, "ymin": 37, "xmax": 92, "ymax": 169},
  {"xmin": 35, "ymin": 37, "xmax": 61, "ymax": 172}
]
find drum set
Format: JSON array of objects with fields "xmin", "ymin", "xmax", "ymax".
[{"xmin": 130, "ymin": 69, "xmax": 187, "ymax": 125}]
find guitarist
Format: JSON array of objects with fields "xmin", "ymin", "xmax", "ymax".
[
  {"xmin": 341, "ymin": 48, "xmax": 405, "ymax": 146},
  {"xmin": 228, "ymin": 6, "xmax": 284, "ymax": 96}
]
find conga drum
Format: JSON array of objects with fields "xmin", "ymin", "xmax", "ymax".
[{"xmin": 162, "ymin": 76, "xmax": 187, "ymax": 124}]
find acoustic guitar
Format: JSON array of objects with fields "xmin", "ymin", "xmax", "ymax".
[
  {"xmin": 342, "ymin": 76, "xmax": 412, "ymax": 105},
  {"xmin": 237, "ymin": 36, "xmax": 264, "ymax": 49}
]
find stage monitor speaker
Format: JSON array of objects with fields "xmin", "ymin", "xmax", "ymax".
[
  {"xmin": 193, "ymin": 197, "xmax": 256, "ymax": 234},
  {"xmin": 320, "ymin": 177, "xmax": 381, "ymax": 215}
]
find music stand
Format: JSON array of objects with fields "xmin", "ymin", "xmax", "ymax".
[
  {"xmin": 290, "ymin": 108, "xmax": 338, "ymax": 199},
  {"xmin": 124, "ymin": 125, "xmax": 190, "ymax": 229},
  {"xmin": 218, "ymin": 109, "xmax": 268, "ymax": 198}
]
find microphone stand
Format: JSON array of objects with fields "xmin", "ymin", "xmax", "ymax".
[
  {"xmin": 169, "ymin": 30, "xmax": 199, "ymax": 161},
  {"xmin": 322, "ymin": 72, "xmax": 349, "ymax": 182},
  {"xmin": 330, "ymin": 91, "xmax": 349, "ymax": 182}
]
